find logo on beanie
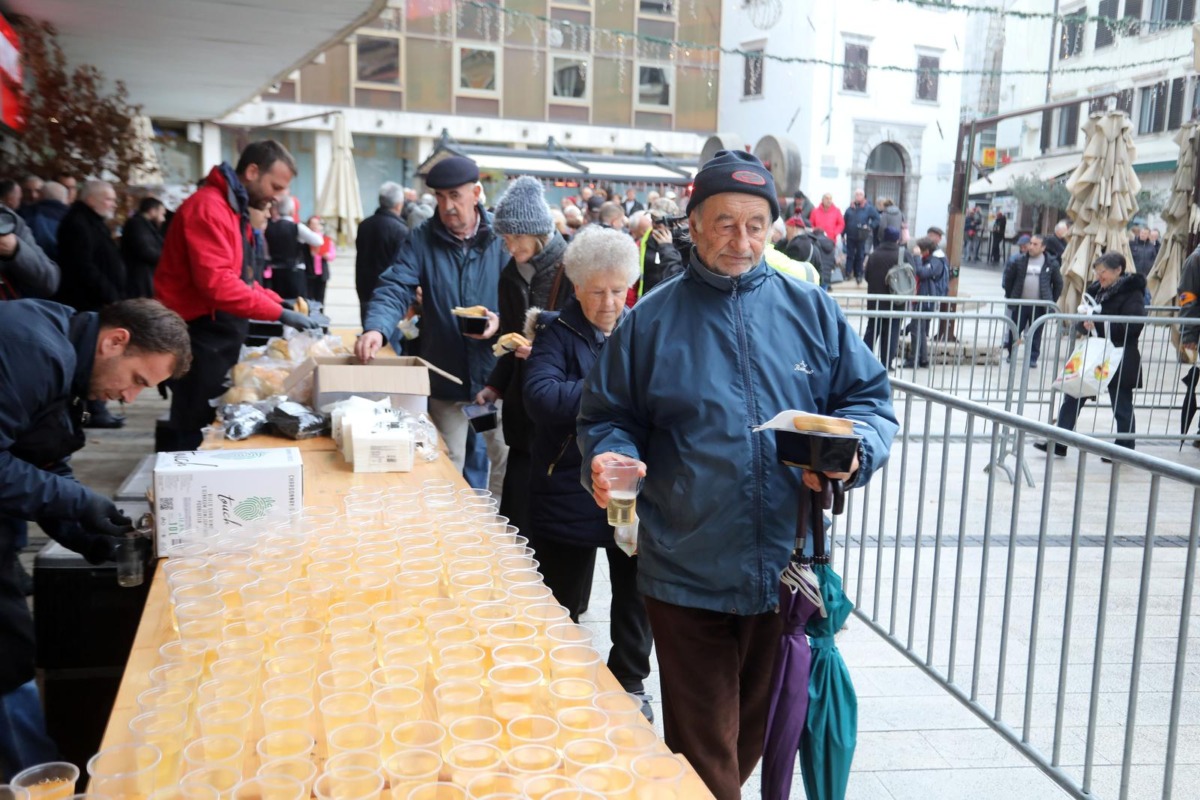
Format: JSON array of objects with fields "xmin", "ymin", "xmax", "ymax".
[{"xmin": 731, "ymin": 170, "xmax": 767, "ymax": 186}]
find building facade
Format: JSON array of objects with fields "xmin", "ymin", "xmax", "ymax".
[
  {"xmin": 210, "ymin": 0, "xmax": 720, "ymax": 216},
  {"xmin": 717, "ymin": 0, "xmax": 966, "ymax": 236},
  {"xmin": 979, "ymin": 0, "xmax": 1193, "ymax": 230}
]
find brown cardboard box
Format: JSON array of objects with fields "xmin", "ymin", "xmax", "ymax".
[{"xmin": 284, "ymin": 355, "xmax": 462, "ymax": 414}]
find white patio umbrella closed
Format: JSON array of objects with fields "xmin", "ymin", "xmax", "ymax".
[
  {"xmin": 1057, "ymin": 111, "xmax": 1141, "ymax": 313},
  {"xmin": 128, "ymin": 115, "xmax": 163, "ymax": 187},
  {"xmin": 318, "ymin": 113, "xmax": 364, "ymax": 242},
  {"xmin": 1147, "ymin": 123, "xmax": 1199, "ymax": 309}
]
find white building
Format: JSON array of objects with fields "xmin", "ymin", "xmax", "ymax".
[
  {"xmin": 972, "ymin": 0, "xmax": 1193, "ymax": 231},
  {"xmin": 717, "ymin": 0, "xmax": 967, "ymax": 235}
]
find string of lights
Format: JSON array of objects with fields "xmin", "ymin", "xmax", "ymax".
[
  {"xmin": 891, "ymin": 0, "xmax": 1193, "ymax": 31},
  {"xmin": 459, "ymin": 0, "xmax": 1191, "ymax": 78}
]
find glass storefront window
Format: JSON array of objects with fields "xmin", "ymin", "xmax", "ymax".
[
  {"xmin": 357, "ymin": 36, "xmax": 400, "ymax": 84},
  {"xmin": 637, "ymin": 64, "xmax": 671, "ymax": 107},
  {"xmin": 459, "ymin": 47, "xmax": 498, "ymax": 91},
  {"xmin": 552, "ymin": 57, "xmax": 588, "ymax": 99}
]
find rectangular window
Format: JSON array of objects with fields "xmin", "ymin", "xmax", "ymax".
[
  {"xmin": 1060, "ymin": 11, "xmax": 1085, "ymax": 58},
  {"xmin": 1138, "ymin": 81, "xmax": 1168, "ymax": 134},
  {"xmin": 457, "ymin": 0, "xmax": 502, "ymax": 41},
  {"xmin": 1057, "ymin": 102, "xmax": 1080, "ymax": 147},
  {"xmin": 551, "ymin": 56, "xmax": 588, "ymax": 100},
  {"xmin": 458, "ymin": 46, "xmax": 498, "ymax": 92},
  {"xmin": 639, "ymin": 0, "xmax": 674, "ymax": 14},
  {"xmin": 743, "ymin": 49, "xmax": 763, "ymax": 97},
  {"xmin": 1149, "ymin": 0, "xmax": 1195, "ymax": 32},
  {"xmin": 636, "ymin": 64, "xmax": 672, "ymax": 107},
  {"xmin": 1168, "ymin": 76, "xmax": 1187, "ymax": 130},
  {"xmin": 1124, "ymin": 0, "xmax": 1144, "ymax": 34},
  {"xmin": 1193, "ymin": 78, "xmax": 1200, "ymax": 121},
  {"xmin": 916, "ymin": 54, "xmax": 939, "ymax": 101},
  {"xmin": 843, "ymin": 43, "xmax": 869, "ymax": 93},
  {"xmin": 1095, "ymin": 0, "xmax": 1119, "ymax": 47},
  {"xmin": 356, "ymin": 36, "xmax": 400, "ymax": 84}
]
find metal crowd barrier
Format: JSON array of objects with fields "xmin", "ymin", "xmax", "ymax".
[{"xmin": 835, "ymin": 378, "xmax": 1200, "ymax": 800}]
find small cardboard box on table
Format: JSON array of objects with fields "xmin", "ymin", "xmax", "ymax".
[
  {"xmin": 283, "ymin": 355, "xmax": 461, "ymax": 415},
  {"xmin": 152, "ymin": 447, "xmax": 303, "ymax": 555}
]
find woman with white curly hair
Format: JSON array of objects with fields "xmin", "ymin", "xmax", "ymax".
[{"xmin": 523, "ymin": 224, "xmax": 655, "ymax": 720}]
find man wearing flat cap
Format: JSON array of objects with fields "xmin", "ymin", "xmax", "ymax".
[
  {"xmin": 357, "ymin": 155, "xmax": 509, "ymax": 492},
  {"xmin": 578, "ymin": 150, "xmax": 898, "ymax": 799}
]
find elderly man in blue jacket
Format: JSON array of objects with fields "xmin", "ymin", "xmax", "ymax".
[
  {"xmin": 578, "ymin": 150, "xmax": 898, "ymax": 800},
  {"xmin": 355, "ymin": 156, "xmax": 509, "ymax": 492}
]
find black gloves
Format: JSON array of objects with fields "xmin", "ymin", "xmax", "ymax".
[
  {"xmin": 81, "ymin": 494, "xmax": 135, "ymax": 537},
  {"xmin": 280, "ymin": 309, "xmax": 321, "ymax": 331},
  {"xmin": 40, "ymin": 517, "xmax": 122, "ymax": 565}
]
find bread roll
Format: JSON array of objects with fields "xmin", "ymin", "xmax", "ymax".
[
  {"xmin": 452, "ymin": 305, "xmax": 489, "ymax": 318},
  {"xmin": 792, "ymin": 414, "xmax": 855, "ymax": 435}
]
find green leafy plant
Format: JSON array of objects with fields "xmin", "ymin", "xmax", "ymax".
[{"xmin": 1010, "ymin": 174, "xmax": 1071, "ymax": 232}]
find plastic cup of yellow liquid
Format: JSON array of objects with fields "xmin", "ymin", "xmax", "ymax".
[
  {"xmin": 330, "ymin": 646, "xmax": 379, "ymax": 673},
  {"xmin": 136, "ymin": 685, "xmax": 194, "ymax": 718},
  {"xmin": 447, "ymin": 572, "xmax": 493, "ymax": 598},
  {"xmin": 599, "ymin": 463, "xmax": 642, "ymax": 526},
  {"xmin": 394, "ymin": 572, "xmax": 441, "ymax": 604},
  {"xmin": 230, "ymin": 777, "xmax": 306, "ymax": 800},
  {"xmin": 273, "ymin": 634, "xmax": 323, "ymax": 660},
  {"xmin": 433, "ymin": 681, "xmax": 484, "ymax": 726},
  {"xmin": 159, "ymin": 637, "xmax": 210, "ymax": 667},
  {"xmin": 561, "ymin": 739, "xmax": 617, "ymax": 778},
  {"xmin": 506, "ymin": 715, "xmax": 559, "ymax": 749},
  {"xmin": 217, "ymin": 636, "xmax": 266, "ymax": 663},
  {"xmin": 375, "ymin": 614, "xmax": 420, "ymax": 642},
  {"xmin": 256, "ymin": 758, "xmax": 317, "ymax": 798},
  {"xmin": 628, "ymin": 754, "xmax": 684, "ymax": 800},
  {"xmin": 327, "ymin": 599, "xmax": 371, "ymax": 621},
  {"xmin": 487, "ymin": 664, "xmax": 543, "ymax": 726},
  {"xmin": 285, "ymin": 578, "xmax": 333, "ymax": 620},
  {"xmin": 434, "ymin": 643, "xmax": 486, "ymax": 672},
  {"xmin": 390, "ymin": 720, "xmax": 446, "ymax": 759},
  {"xmin": 147, "ymin": 785, "xmax": 219, "ymax": 800},
  {"xmin": 491, "ymin": 644, "xmax": 545, "ymax": 671},
  {"xmin": 179, "ymin": 767, "xmax": 240, "ymax": 800},
  {"xmin": 465, "ymin": 773, "xmax": 522, "ymax": 799},
  {"xmin": 239, "ymin": 579, "xmax": 287, "ymax": 620},
  {"xmin": 506, "ymin": 584, "xmax": 554, "ymax": 609},
  {"xmin": 604, "ymin": 726, "xmax": 658, "ymax": 769},
  {"xmin": 181, "ymin": 734, "xmax": 244, "ymax": 773},
  {"xmin": 383, "ymin": 751, "xmax": 442, "ymax": 800},
  {"xmin": 313, "ymin": 767, "xmax": 384, "ymax": 800},
  {"xmin": 260, "ymin": 695, "xmax": 315, "ymax": 738},
  {"xmin": 328, "ymin": 723, "xmax": 385, "ymax": 758},
  {"xmin": 197, "ymin": 698, "xmax": 253, "ymax": 741},
  {"xmin": 443, "ymin": 744, "xmax": 503, "ymax": 789},
  {"xmin": 591, "ymin": 693, "xmax": 643, "ymax": 729},
  {"xmin": 87, "ymin": 744, "xmax": 162, "ymax": 800},
  {"xmin": 447, "ymin": 557, "xmax": 490, "ymax": 578},
  {"xmin": 128, "ymin": 710, "xmax": 188, "ymax": 787},
  {"xmin": 446, "ymin": 715, "xmax": 503, "ymax": 756},
  {"xmin": 431, "ymin": 626, "xmax": 479, "ymax": 653},
  {"xmin": 370, "ymin": 665, "xmax": 422, "ymax": 692},
  {"xmin": 319, "ymin": 668, "xmax": 371, "ymax": 700},
  {"xmin": 11, "ymin": 762, "xmax": 79, "ymax": 800},
  {"xmin": 381, "ymin": 645, "xmax": 430, "ymax": 687},
  {"xmin": 404, "ymin": 782, "xmax": 466, "ymax": 800},
  {"xmin": 256, "ymin": 730, "xmax": 315, "ymax": 762},
  {"xmin": 546, "ymin": 623, "xmax": 594, "ymax": 649},
  {"xmin": 332, "ymin": 629, "xmax": 375, "ymax": 653},
  {"xmin": 505, "ymin": 744, "xmax": 561, "ymax": 787},
  {"xmin": 345, "ymin": 573, "xmax": 390, "ymax": 606},
  {"xmin": 467, "ymin": 605, "xmax": 515, "ymax": 636},
  {"xmin": 434, "ymin": 661, "xmax": 485, "ymax": 686},
  {"xmin": 372, "ymin": 686, "xmax": 425, "ymax": 732},
  {"xmin": 148, "ymin": 661, "xmax": 203, "ymax": 694},
  {"xmin": 320, "ymin": 691, "xmax": 375, "ymax": 735},
  {"xmin": 575, "ymin": 765, "xmax": 635, "ymax": 799},
  {"xmin": 497, "ymin": 555, "xmax": 538, "ymax": 575},
  {"xmin": 262, "ymin": 674, "xmax": 314, "ymax": 702},
  {"xmin": 277, "ymin": 617, "xmax": 324, "ymax": 642},
  {"xmin": 223, "ymin": 619, "xmax": 269, "ymax": 641},
  {"xmin": 549, "ymin": 679, "xmax": 597, "ymax": 715},
  {"xmin": 549, "ymin": 646, "xmax": 601, "ymax": 683},
  {"xmin": 522, "ymin": 776, "xmax": 579, "ymax": 800},
  {"xmin": 209, "ymin": 657, "xmax": 261, "ymax": 693},
  {"xmin": 324, "ymin": 752, "xmax": 382, "ymax": 778},
  {"xmin": 522, "ymin": 605, "xmax": 571, "ymax": 634},
  {"xmin": 264, "ymin": 655, "xmax": 317, "ymax": 686},
  {"xmin": 460, "ymin": 587, "xmax": 509, "ymax": 610}
]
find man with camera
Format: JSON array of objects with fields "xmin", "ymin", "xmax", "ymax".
[
  {"xmin": 843, "ymin": 189, "xmax": 880, "ymax": 286},
  {"xmin": 0, "ymin": 202, "xmax": 59, "ymax": 302},
  {"xmin": 628, "ymin": 207, "xmax": 684, "ymax": 303}
]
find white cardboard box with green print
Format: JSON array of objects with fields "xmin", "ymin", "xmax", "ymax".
[{"xmin": 152, "ymin": 447, "xmax": 304, "ymax": 556}]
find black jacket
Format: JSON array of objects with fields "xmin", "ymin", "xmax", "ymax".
[
  {"xmin": 1002, "ymin": 252, "xmax": 1063, "ymax": 303},
  {"xmin": 640, "ymin": 232, "xmax": 684, "ymax": 296},
  {"xmin": 524, "ymin": 296, "xmax": 622, "ymax": 547},
  {"xmin": 812, "ymin": 229, "xmax": 837, "ymax": 272},
  {"xmin": 25, "ymin": 199, "xmax": 69, "ymax": 263},
  {"xmin": 0, "ymin": 300, "xmax": 116, "ymax": 693},
  {"xmin": 1044, "ymin": 233, "xmax": 1068, "ymax": 260},
  {"xmin": 0, "ymin": 205, "xmax": 59, "ymax": 300},
  {"xmin": 486, "ymin": 232, "xmax": 572, "ymax": 451},
  {"xmin": 864, "ymin": 241, "xmax": 909, "ymax": 301},
  {"xmin": 120, "ymin": 214, "xmax": 164, "ymax": 299},
  {"xmin": 54, "ymin": 201, "xmax": 126, "ymax": 310},
  {"xmin": 355, "ymin": 207, "xmax": 410, "ymax": 310},
  {"xmin": 1179, "ymin": 246, "xmax": 1200, "ymax": 346},
  {"xmin": 1130, "ymin": 239, "xmax": 1157, "ymax": 276},
  {"xmin": 1084, "ymin": 272, "xmax": 1146, "ymax": 390}
]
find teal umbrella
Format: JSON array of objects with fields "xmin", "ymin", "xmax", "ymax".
[{"xmin": 799, "ymin": 483, "xmax": 857, "ymax": 800}]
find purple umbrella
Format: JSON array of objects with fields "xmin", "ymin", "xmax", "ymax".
[{"xmin": 761, "ymin": 486, "xmax": 825, "ymax": 800}]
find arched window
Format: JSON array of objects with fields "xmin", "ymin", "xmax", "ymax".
[{"xmin": 865, "ymin": 143, "xmax": 907, "ymax": 212}]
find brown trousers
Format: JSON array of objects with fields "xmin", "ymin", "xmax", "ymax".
[{"xmin": 643, "ymin": 596, "xmax": 783, "ymax": 800}]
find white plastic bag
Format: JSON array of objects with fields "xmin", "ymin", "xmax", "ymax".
[{"xmin": 1052, "ymin": 336, "xmax": 1123, "ymax": 398}]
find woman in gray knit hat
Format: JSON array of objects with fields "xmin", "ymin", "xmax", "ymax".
[{"xmin": 475, "ymin": 175, "xmax": 573, "ymax": 533}]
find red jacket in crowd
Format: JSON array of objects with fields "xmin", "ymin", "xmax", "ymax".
[
  {"xmin": 155, "ymin": 166, "xmax": 283, "ymax": 322},
  {"xmin": 808, "ymin": 202, "xmax": 845, "ymax": 241}
]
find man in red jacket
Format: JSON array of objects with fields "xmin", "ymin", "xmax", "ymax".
[
  {"xmin": 156, "ymin": 140, "xmax": 320, "ymax": 450},
  {"xmin": 808, "ymin": 192, "xmax": 845, "ymax": 241}
]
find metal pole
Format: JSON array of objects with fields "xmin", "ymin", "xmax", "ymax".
[{"xmin": 1041, "ymin": 0, "xmax": 1060, "ymax": 155}]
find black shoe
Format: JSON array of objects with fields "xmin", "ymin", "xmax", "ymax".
[
  {"xmin": 1100, "ymin": 457, "xmax": 1113, "ymax": 464},
  {"xmin": 902, "ymin": 361, "xmax": 915, "ymax": 368},
  {"xmin": 918, "ymin": 361, "xmax": 930, "ymax": 368},
  {"xmin": 1192, "ymin": 438, "xmax": 1200, "ymax": 449},
  {"xmin": 85, "ymin": 413, "xmax": 126, "ymax": 429},
  {"xmin": 1029, "ymin": 360, "xmax": 1038, "ymax": 369},
  {"xmin": 1033, "ymin": 441, "xmax": 1067, "ymax": 457}
]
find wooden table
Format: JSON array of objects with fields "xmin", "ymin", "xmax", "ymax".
[{"xmin": 99, "ymin": 435, "xmax": 714, "ymax": 798}]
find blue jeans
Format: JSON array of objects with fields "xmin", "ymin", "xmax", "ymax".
[{"xmin": 0, "ymin": 680, "xmax": 59, "ymax": 777}]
